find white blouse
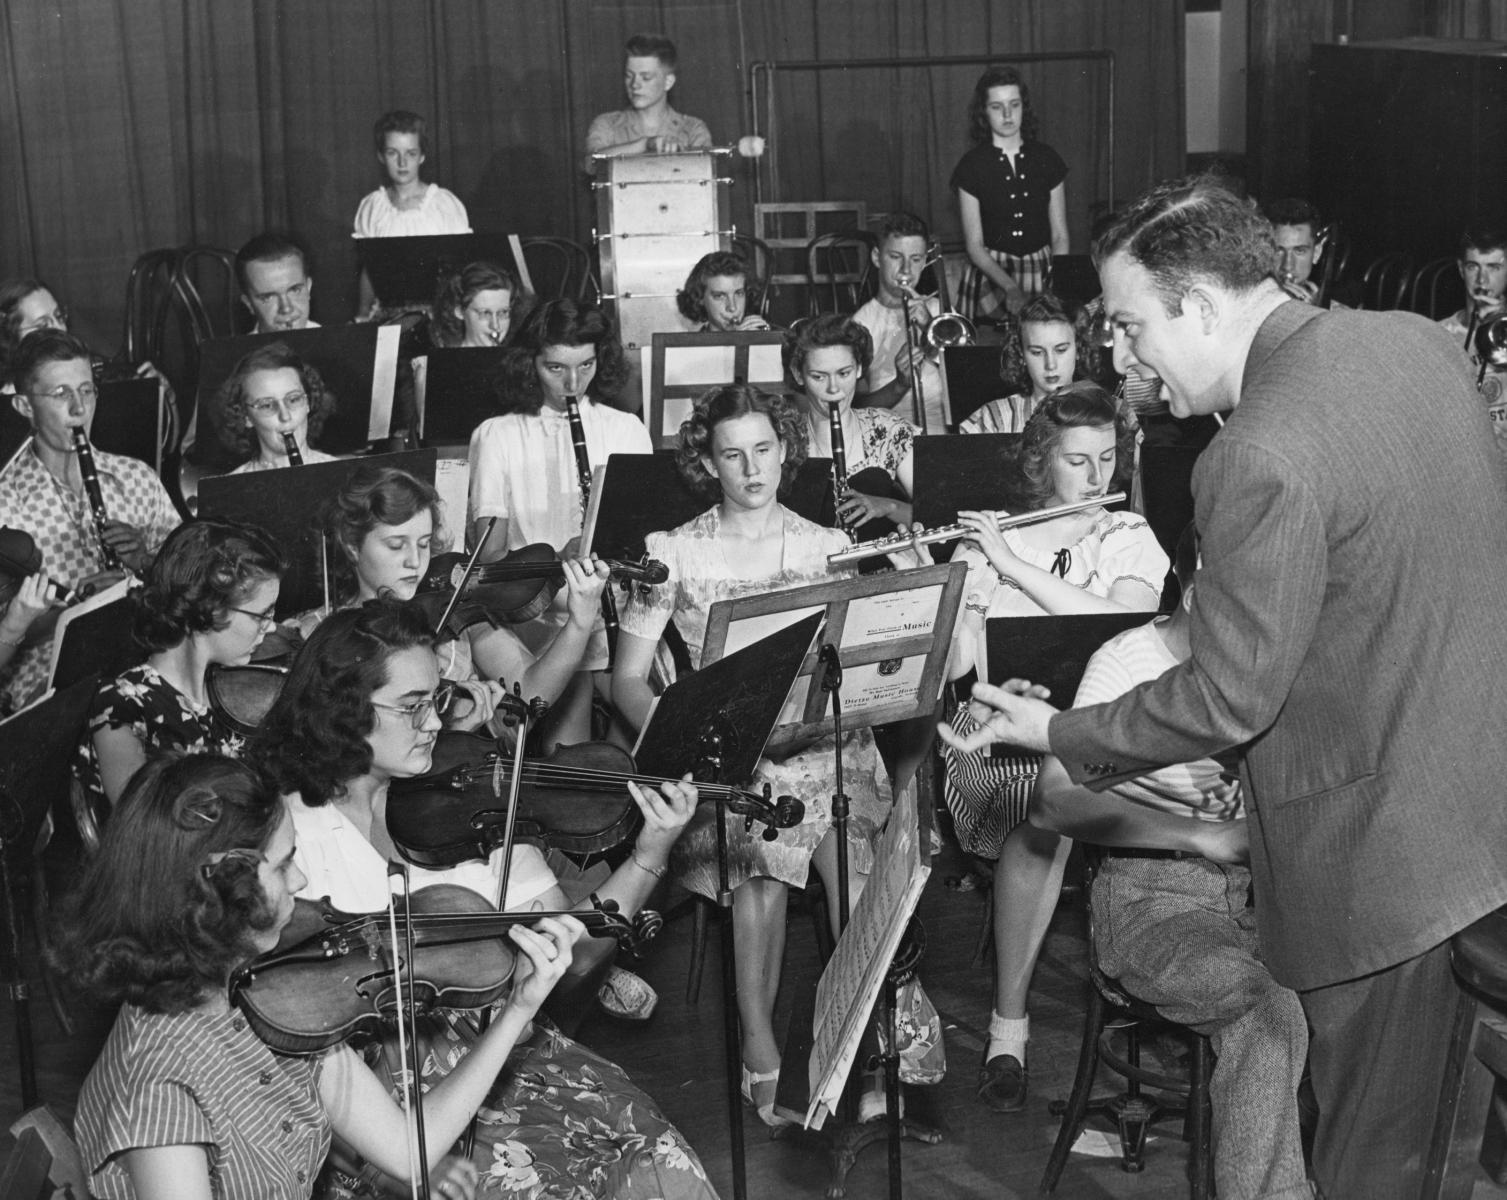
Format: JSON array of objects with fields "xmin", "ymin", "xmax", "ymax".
[{"xmin": 352, "ymin": 183, "xmax": 471, "ymax": 239}]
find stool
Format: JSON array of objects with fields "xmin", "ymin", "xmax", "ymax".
[
  {"xmin": 1423, "ymin": 905, "xmax": 1507, "ymax": 1200},
  {"xmin": 1041, "ymin": 960, "xmax": 1215, "ymax": 1198}
]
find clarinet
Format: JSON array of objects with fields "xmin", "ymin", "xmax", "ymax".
[
  {"xmin": 564, "ymin": 395, "xmax": 618, "ymax": 656},
  {"xmin": 282, "ymin": 432, "xmax": 304, "ymax": 466},
  {"xmin": 71, "ymin": 427, "xmax": 123, "ymax": 571},
  {"xmin": 828, "ymin": 401, "xmax": 855, "ymax": 540}
]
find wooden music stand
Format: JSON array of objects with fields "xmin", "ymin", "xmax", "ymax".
[
  {"xmin": 645, "ymin": 329, "xmax": 792, "ymax": 448},
  {"xmin": 700, "ymin": 562, "xmax": 966, "ymax": 749}
]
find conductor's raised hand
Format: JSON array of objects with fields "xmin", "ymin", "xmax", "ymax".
[{"xmin": 937, "ymin": 678, "xmax": 1057, "ymax": 755}]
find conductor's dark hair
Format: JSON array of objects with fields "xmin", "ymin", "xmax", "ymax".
[
  {"xmin": 967, "ymin": 65, "xmax": 1040, "ymax": 145},
  {"xmin": 1263, "ymin": 198, "xmax": 1322, "ymax": 231},
  {"xmin": 234, "ymin": 232, "xmax": 311, "ymax": 293},
  {"xmin": 48, "ymin": 754, "xmax": 285, "ymax": 1014},
  {"xmin": 785, "ymin": 313, "xmax": 874, "ymax": 380},
  {"xmin": 497, "ymin": 299, "xmax": 629, "ymax": 415},
  {"xmin": 214, "ymin": 340, "xmax": 336, "ymax": 460},
  {"xmin": 675, "ymin": 384, "xmax": 809, "ymax": 500},
  {"xmin": 1005, "ymin": 380, "xmax": 1135, "ymax": 512},
  {"xmin": 431, "ymin": 260, "xmax": 532, "ymax": 349},
  {"xmin": 373, "ymin": 109, "xmax": 428, "ymax": 156},
  {"xmin": 135, "ymin": 519, "xmax": 287, "ymax": 654},
  {"xmin": 1092, "ymin": 174, "xmax": 1276, "ymax": 317},
  {"xmin": 9, "ymin": 329, "xmax": 93, "ymax": 398},
  {"xmin": 250, "ymin": 599, "xmax": 436, "ymax": 806},
  {"xmin": 326, "ymin": 465, "xmax": 448, "ymax": 602},
  {"xmin": 1460, "ymin": 227, "xmax": 1507, "ymax": 258},
  {"xmin": 677, "ymin": 251, "xmax": 759, "ymax": 324},
  {"xmin": 625, "ymin": 33, "xmax": 678, "ymax": 70}
]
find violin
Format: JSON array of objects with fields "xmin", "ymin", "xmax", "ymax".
[
  {"xmin": 231, "ymin": 884, "xmax": 656, "ymax": 1055},
  {"xmin": 409, "ymin": 543, "xmax": 669, "ymax": 639},
  {"xmin": 206, "ymin": 662, "xmax": 288, "ymax": 736},
  {"xmin": 0, "ymin": 527, "xmax": 72, "ymax": 608},
  {"xmin": 387, "ymin": 730, "xmax": 804, "ymax": 863}
]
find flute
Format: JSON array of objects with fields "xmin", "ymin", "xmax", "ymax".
[
  {"xmin": 826, "ymin": 492, "xmax": 1127, "ymax": 567},
  {"xmin": 71, "ymin": 427, "xmax": 123, "ymax": 571},
  {"xmin": 282, "ymin": 432, "xmax": 304, "ymax": 466}
]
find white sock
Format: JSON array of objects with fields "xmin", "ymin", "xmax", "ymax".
[{"xmin": 986, "ymin": 1013, "xmax": 1029, "ymax": 1065}]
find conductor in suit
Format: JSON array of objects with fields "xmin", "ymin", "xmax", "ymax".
[{"xmin": 942, "ymin": 175, "xmax": 1507, "ymax": 1199}]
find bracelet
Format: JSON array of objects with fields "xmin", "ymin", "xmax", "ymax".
[
  {"xmin": 630, "ymin": 851, "xmax": 667, "ymax": 880},
  {"xmin": 0, "ymin": 629, "xmax": 24, "ymax": 648}
]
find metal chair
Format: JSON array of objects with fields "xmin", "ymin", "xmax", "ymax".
[
  {"xmin": 806, "ymin": 230, "xmax": 877, "ymax": 316},
  {"xmin": 120, "ymin": 247, "xmax": 183, "ymax": 366},
  {"xmin": 174, "ymin": 245, "xmax": 241, "ymax": 343},
  {"xmin": 1360, "ymin": 252, "xmax": 1414, "ymax": 311},
  {"xmin": 520, "ymin": 236, "xmax": 596, "ymax": 303},
  {"xmin": 1410, "ymin": 256, "xmax": 1466, "ymax": 320}
]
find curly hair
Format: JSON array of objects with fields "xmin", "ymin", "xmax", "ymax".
[
  {"xmin": 496, "ymin": 299, "xmax": 629, "ymax": 415},
  {"xmin": 676, "ymin": 251, "xmax": 760, "ymax": 324},
  {"xmin": 47, "ymin": 754, "xmax": 284, "ymax": 1014},
  {"xmin": 135, "ymin": 519, "xmax": 288, "ymax": 654},
  {"xmin": 250, "ymin": 599, "xmax": 435, "ymax": 806},
  {"xmin": 430, "ymin": 260, "xmax": 532, "ymax": 349},
  {"xmin": 0, "ymin": 278, "xmax": 61, "ymax": 377},
  {"xmin": 373, "ymin": 109, "xmax": 427, "ymax": 156},
  {"xmin": 1004, "ymin": 380, "xmax": 1136, "ymax": 512},
  {"xmin": 967, "ymin": 65, "xmax": 1040, "ymax": 145},
  {"xmin": 998, "ymin": 293, "xmax": 1101, "ymax": 396},
  {"xmin": 214, "ymin": 341, "xmax": 337, "ymax": 460},
  {"xmin": 784, "ymin": 313, "xmax": 874, "ymax": 381},
  {"xmin": 1092, "ymin": 174, "xmax": 1275, "ymax": 316},
  {"xmin": 7, "ymin": 328, "xmax": 92, "ymax": 398},
  {"xmin": 674, "ymin": 384, "xmax": 809, "ymax": 501},
  {"xmin": 325, "ymin": 465, "xmax": 448, "ymax": 602}
]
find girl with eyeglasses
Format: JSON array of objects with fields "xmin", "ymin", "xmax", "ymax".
[
  {"xmin": 250, "ymin": 600, "xmax": 719, "ymax": 1199},
  {"xmin": 73, "ymin": 519, "xmax": 286, "ymax": 818},
  {"xmin": 215, "ymin": 342, "xmax": 339, "ymax": 473}
]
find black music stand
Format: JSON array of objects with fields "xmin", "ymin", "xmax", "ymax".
[
  {"xmin": 419, "ymin": 346, "xmax": 508, "ymax": 445},
  {"xmin": 634, "ymin": 611, "xmax": 824, "ymax": 1200},
  {"xmin": 581, "ymin": 452, "xmax": 835, "ymax": 563},
  {"xmin": 941, "ymin": 345, "xmax": 1005, "ymax": 427},
  {"xmin": 48, "ymin": 581, "xmax": 139, "ymax": 693},
  {"xmin": 189, "ymin": 325, "xmax": 396, "ymax": 473},
  {"xmin": 91, "ymin": 376, "xmax": 166, "ymax": 472},
  {"xmin": 0, "ymin": 674, "xmax": 102, "ymax": 1112},
  {"xmin": 910, "ymin": 433, "xmax": 1022, "ymax": 561},
  {"xmin": 198, "ymin": 449, "xmax": 437, "ymax": 618},
  {"xmin": 357, "ymin": 234, "xmax": 532, "ymax": 309}
]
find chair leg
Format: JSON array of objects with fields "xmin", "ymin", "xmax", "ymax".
[
  {"xmin": 687, "ymin": 896, "xmax": 709, "ymax": 1006},
  {"xmin": 1188, "ymin": 1034, "xmax": 1214, "ymax": 1200},
  {"xmin": 1113, "ymin": 1024, "xmax": 1153, "ymax": 1173},
  {"xmin": 1041, "ymin": 985, "xmax": 1108, "ymax": 1193}
]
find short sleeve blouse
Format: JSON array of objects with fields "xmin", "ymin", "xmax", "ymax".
[
  {"xmin": 846, "ymin": 407, "xmax": 917, "ymax": 481},
  {"xmin": 353, "ymin": 184, "xmax": 471, "ymax": 238},
  {"xmin": 949, "ymin": 141, "xmax": 1068, "ymax": 255}
]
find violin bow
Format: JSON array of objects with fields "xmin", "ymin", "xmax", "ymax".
[
  {"xmin": 432, "ymin": 518, "xmax": 497, "ymax": 639},
  {"xmin": 386, "ymin": 860, "xmax": 432, "ymax": 1200}
]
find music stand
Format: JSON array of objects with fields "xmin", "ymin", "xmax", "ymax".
[
  {"xmin": 419, "ymin": 346, "xmax": 508, "ymax": 445},
  {"xmin": 91, "ymin": 376, "xmax": 166, "ymax": 473},
  {"xmin": 982, "ymin": 612, "xmax": 1151, "ymax": 757},
  {"xmin": 581, "ymin": 452, "xmax": 835, "ymax": 563},
  {"xmin": 0, "ymin": 674, "xmax": 102, "ymax": 1110},
  {"xmin": 941, "ymin": 345, "xmax": 1005, "ymax": 427},
  {"xmin": 357, "ymin": 233, "xmax": 533, "ymax": 308},
  {"xmin": 645, "ymin": 330, "xmax": 792, "ymax": 447},
  {"xmin": 1049, "ymin": 253, "xmax": 1102, "ymax": 311},
  {"xmin": 635, "ymin": 610, "xmax": 825, "ymax": 1200},
  {"xmin": 198, "ymin": 449, "xmax": 437, "ymax": 618},
  {"xmin": 48, "ymin": 579, "xmax": 139, "ymax": 693},
  {"xmin": 910, "ymin": 432, "xmax": 1021, "ymax": 533},
  {"xmin": 189, "ymin": 325, "xmax": 399, "ymax": 474}
]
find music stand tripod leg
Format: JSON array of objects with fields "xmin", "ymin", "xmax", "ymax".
[{"xmin": 716, "ymin": 798, "xmax": 749, "ymax": 1200}]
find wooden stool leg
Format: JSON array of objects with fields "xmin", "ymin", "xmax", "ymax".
[{"xmin": 1189, "ymin": 1035, "xmax": 1214, "ymax": 1200}]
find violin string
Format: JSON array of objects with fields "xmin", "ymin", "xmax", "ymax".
[{"xmin": 440, "ymin": 759, "xmax": 744, "ymax": 797}]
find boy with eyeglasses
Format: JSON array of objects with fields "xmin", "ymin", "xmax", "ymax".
[{"xmin": 0, "ymin": 330, "xmax": 178, "ymax": 712}]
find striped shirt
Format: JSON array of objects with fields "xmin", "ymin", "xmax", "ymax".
[{"xmin": 75, "ymin": 1002, "xmax": 329, "ymax": 1200}]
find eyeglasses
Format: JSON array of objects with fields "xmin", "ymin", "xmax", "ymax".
[
  {"xmin": 28, "ymin": 383, "xmax": 98, "ymax": 406},
  {"xmin": 372, "ymin": 682, "xmax": 457, "ymax": 729},
  {"xmin": 245, "ymin": 391, "xmax": 309, "ymax": 417},
  {"xmin": 227, "ymin": 604, "xmax": 278, "ymax": 629},
  {"xmin": 19, "ymin": 306, "xmax": 68, "ymax": 335},
  {"xmin": 465, "ymin": 305, "xmax": 509, "ymax": 325}
]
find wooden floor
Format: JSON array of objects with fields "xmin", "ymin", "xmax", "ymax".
[{"xmin": 5, "ymin": 830, "xmax": 1507, "ymax": 1199}]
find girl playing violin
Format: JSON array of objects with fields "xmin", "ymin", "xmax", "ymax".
[
  {"xmin": 74, "ymin": 518, "xmax": 286, "ymax": 816},
  {"xmin": 943, "ymin": 381, "xmax": 1168, "ymax": 1114},
  {"xmin": 250, "ymin": 601, "xmax": 719, "ymax": 1199},
  {"xmin": 612, "ymin": 383, "xmax": 902, "ymax": 1127},
  {"xmin": 53, "ymin": 752, "xmax": 573, "ymax": 1200}
]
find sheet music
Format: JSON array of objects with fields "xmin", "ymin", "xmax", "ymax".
[
  {"xmin": 805, "ymin": 783, "xmax": 929, "ymax": 1128},
  {"xmin": 368, "ymin": 323, "xmax": 402, "ymax": 441}
]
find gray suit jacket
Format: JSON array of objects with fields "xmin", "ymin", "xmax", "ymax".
[{"xmin": 1050, "ymin": 301, "xmax": 1507, "ymax": 990}]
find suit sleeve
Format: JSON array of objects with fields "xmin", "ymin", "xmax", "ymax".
[{"xmin": 1048, "ymin": 436, "xmax": 1328, "ymax": 786}]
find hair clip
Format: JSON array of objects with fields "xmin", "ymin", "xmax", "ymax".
[
  {"xmin": 177, "ymin": 792, "xmax": 223, "ymax": 829},
  {"xmin": 200, "ymin": 846, "xmax": 262, "ymax": 881}
]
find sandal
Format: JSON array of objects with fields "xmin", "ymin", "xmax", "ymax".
[{"xmin": 740, "ymin": 1063, "xmax": 792, "ymax": 1128}]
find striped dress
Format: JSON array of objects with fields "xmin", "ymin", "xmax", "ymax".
[{"xmin": 75, "ymin": 1001, "xmax": 329, "ymax": 1200}]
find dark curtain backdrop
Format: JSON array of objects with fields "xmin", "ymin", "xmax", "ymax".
[{"xmin": 0, "ymin": 0, "xmax": 1183, "ymax": 355}]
